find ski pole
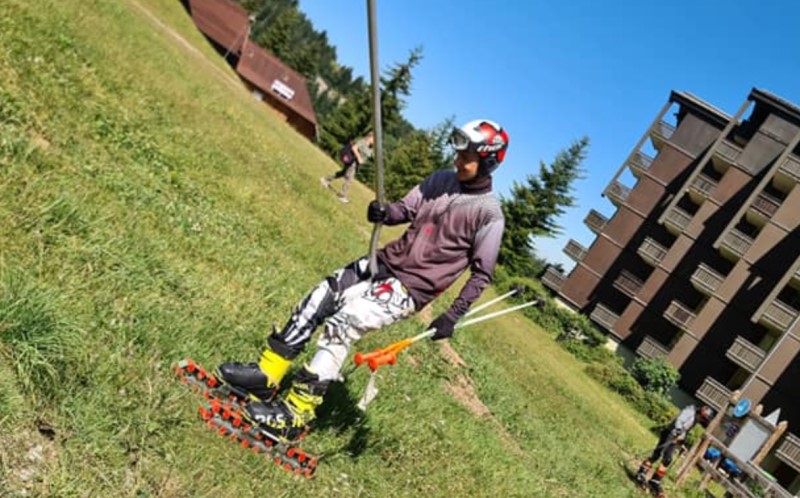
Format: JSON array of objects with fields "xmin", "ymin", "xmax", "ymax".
[
  {"xmin": 353, "ymin": 297, "xmax": 540, "ymax": 410},
  {"xmin": 353, "ymin": 298, "xmax": 540, "ymax": 373},
  {"xmin": 366, "ymin": 0, "xmax": 384, "ymax": 277},
  {"xmin": 347, "ymin": 290, "xmax": 518, "ymax": 374}
]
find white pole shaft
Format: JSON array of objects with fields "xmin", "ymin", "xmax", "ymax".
[
  {"xmin": 464, "ymin": 289, "xmax": 518, "ymax": 318},
  {"xmin": 410, "ymin": 299, "xmax": 539, "ymax": 343}
]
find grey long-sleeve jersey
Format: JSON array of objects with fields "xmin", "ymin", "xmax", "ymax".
[
  {"xmin": 377, "ymin": 170, "xmax": 505, "ymax": 320},
  {"xmin": 669, "ymin": 405, "xmax": 698, "ymax": 440}
]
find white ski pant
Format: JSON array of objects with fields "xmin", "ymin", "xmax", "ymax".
[{"xmin": 269, "ymin": 257, "xmax": 416, "ymax": 382}]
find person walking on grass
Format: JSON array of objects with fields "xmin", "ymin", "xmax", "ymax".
[
  {"xmin": 321, "ymin": 131, "xmax": 375, "ymax": 203},
  {"xmin": 218, "ymin": 119, "xmax": 509, "ymax": 443},
  {"xmin": 635, "ymin": 404, "xmax": 714, "ymax": 497}
]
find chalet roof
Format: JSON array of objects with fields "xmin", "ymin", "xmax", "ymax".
[
  {"xmin": 187, "ymin": 0, "xmax": 249, "ymax": 53},
  {"xmin": 236, "ymin": 39, "xmax": 317, "ymax": 126}
]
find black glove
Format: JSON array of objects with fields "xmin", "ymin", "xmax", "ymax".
[
  {"xmin": 429, "ymin": 313, "xmax": 457, "ymax": 341},
  {"xmin": 367, "ymin": 200, "xmax": 388, "ymax": 223}
]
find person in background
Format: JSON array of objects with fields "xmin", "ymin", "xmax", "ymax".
[
  {"xmin": 635, "ymin": 404, "xmax": 714, "ymax": 497},
  {"xmin": 321, "ymin": 132, "xmax": 374, "ymax": 203}
]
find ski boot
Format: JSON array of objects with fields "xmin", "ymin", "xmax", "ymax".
[
  {"xmin": 216, "ymin": 346, "xmax": 292, "ymax": 402},
  {"xmin": 647, "ymin": 465, "xmax": 667, "ymax": 498},
  {"xmin": 245, "ymin": 367, "xmax": 327, "ymax": 443},
  {"xmin": 635, "ymin": 460, "xmax": 652, "ymax": 490}
]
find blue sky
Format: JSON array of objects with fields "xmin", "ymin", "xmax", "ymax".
[{"xmin": 300, "ymin": 0, "xmax": 800, "ymax": 270}]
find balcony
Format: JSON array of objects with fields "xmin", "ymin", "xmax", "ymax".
[
  {"xmin": 629, "ymin": 151, "xmax": 653, "ymax": 178},
  {"xmin": 690, "ymin": 263, "xmax": 724, "ymax": 296},
  {"xmin": 718, "ymin": 228, "xmax": 753, "ymax": 261},
  {"xmin": 776, "ymin": 433, "xmax": 800, "ymax": 473},
  {"xmin": 759, "ymin": 299, "xmax": 799, "ymax": 333},
  {"xmin": 590, "ymin": 303, "xmax": 619, "ymax": 331},
  {"xmin": 688, "ymin": 173, "xmax": 718, "ymax": 204},
  {"xmin": 663, "ymin": 300, "xmax": 696, "ymax": 332},
  {"xmin": 746, "ymin": 192, "xmax": 781, "ymax": 227},
  {"xmin": 606, "ymin": 180, "xmax": 631, "ymax": 207},
  {"xmin": 725, "ymin": 336, "xmax": 766, "ymax": 372},
  {"xmin": 564, "ymin": 239, "xmax": 587, "ymax": 262},
  {"xmin": 613, "ymin": 270, "xmax": 643, "ymax": 297},
  {"xmin": 541, "ymin": 266, "xmax": 566, "ymax": 292},
  {"xmin": 650, "ymin": 120, "xmax": 675, "ymax": 151},
  {"xmin": 663, "ymin": 206, "xmax": 692, "ymax": 236},
  {"xmin": 775, "ymin": 154, "xmax": 800, "ymax": 192},
  {"xmin": 713, "ymin": 139, "xmax": 742, "ymax": 168},
  {"xmin": 695, "ymin": 376, "xmax": 732, "ymax": 412},
  {"xmin": 637, "ymin": 237, "xmax": 668, "ymax": 267},
  {"xmin": 636, "ymin": 336, "xmax": 669, "ymax": 360},
  {"xmin": 584, "ymin": 209, "xmax": 608, "ymax": 234}
]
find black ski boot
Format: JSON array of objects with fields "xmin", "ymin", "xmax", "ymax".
[
  {"xmin": 648, "ymin": 476, "xmax": 665, "ymax": 498},
  {"xmin": 215, "ymin": 362, "xmax": 278, "ymax": 402},
  {"xmin": 635, "ymin": 460, "xmax": 652, "ymax": 489}
]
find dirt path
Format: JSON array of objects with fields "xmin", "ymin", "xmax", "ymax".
[
  {"xmin": 438, "ymin": 342, "xmax": 524, "ymax": 455},
  {"xmin": 126, "ymin": 0, "xmax": 243, "ymax": 93}
]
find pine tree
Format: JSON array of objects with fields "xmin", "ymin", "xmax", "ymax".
[{"xmin": 499, "ymin": 138, "xmax": 589, "ymax": 277}]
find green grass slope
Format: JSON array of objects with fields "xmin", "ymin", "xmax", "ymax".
[{"xmin": 0, "ymin": 0, "xmax": 703, "ymax": 496}]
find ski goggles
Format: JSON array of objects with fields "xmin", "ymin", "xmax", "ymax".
[{"xmin": 449, "ymin": 128, "xmax": 472, "ymax": 151}]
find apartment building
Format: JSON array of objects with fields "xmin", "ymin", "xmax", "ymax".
[{"xmin": 543, "ymin": 89, "xmax": 800, "ymax": 487}]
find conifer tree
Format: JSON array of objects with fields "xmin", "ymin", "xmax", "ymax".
[{"xmin": 500, "ymin": 138, "xmax": 589, "ymax": 276}]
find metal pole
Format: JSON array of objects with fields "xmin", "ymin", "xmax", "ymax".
[{"xmin": 366, "ymin": 0, "xmax": 385, "ymax": 276}]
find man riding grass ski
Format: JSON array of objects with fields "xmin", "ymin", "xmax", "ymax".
[{"xmin": 216, "ymin": 119, "xmax": 510, "ymax": 443}]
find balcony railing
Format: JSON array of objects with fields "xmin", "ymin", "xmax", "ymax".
[
  {"xmin": 777, "ymin": 433, "xmax": 800, "ymax": 473},
  {"xmin": 760, "ymin": 299, "xmax": 799, "ymax": 332},
  {"xmin": 629, "ymin": 151, "xmax": 653, "ymax": 176},
  {"xmin": 663, "ymin": 206, "xmax": 692, "ymax": 235},
  {"xmin": 695, "ymin": 377, "xmax": 732, "ymax": 412},
  {"xmin": 688, "ymin": 173, "xmax": 718, "ymax": 200},
  {"xmin": 719, "ymin": 229, "xmax": 754, "ymax": 260},
  {"xmin": 650, "ymin": 120, "xmax": 675, "ymax": 150},
  {"xmin": 749, "ymin": 192, "xmax": 781, "ymax": 220},
  {"xmin": 637, "ymin": 237, "xmax": 668, "ymax": 267},
  {"xmin": 541, "ymin": 266, "xmax": 566, "ymax": 292},
  {"xmin": 714, "ymin": 139, "xmax": 742, "ymax": 166},
  {"xmin": 613, "ymin": 270, "xmax": 643, "ymax": 297},
  {"xmin": 637, "ymin": 336, "xmax": 669, "ymax": 360},
  {"xmin": 606, "ymin": 180, "xmax": 631, "ymax": 206},
  {"xmin": 664, "ymin": 300, "xmax": 696, "ymax": 331},
  {"xmin": 725, "ymin": 336, "xmax": 766, "ymax": 372},
  {"xmin": 690, "ymin": 263, "xmax": 724, "ymax": 296},
  {"xmin": 590, "ymin": 303, "xmax": 619, "ymax": 330},
  {"xmin": 778, "ymin": 154, "xmax": 800, "ymax": 182},
  {"xmin": 564, "ymin": 239, "xmax": 587, "ymax": 262},
  {"xmin": 584, "ymin": 209, "xmax": 608, "ymax": 233}
]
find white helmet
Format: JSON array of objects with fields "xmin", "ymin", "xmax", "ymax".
[{"xmin": 449, "ymin": 119, "xmax": 510, "ymax": 176}]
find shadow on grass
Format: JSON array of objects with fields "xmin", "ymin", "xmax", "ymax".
[{"xmin": 314, "ymin": 381, "xmax": 371, "ymax": 458}]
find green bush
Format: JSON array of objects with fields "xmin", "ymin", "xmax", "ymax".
[
  {"xmin": 560, "ymin": 339, "xmax": 616, "ymax": 364},
  {"xmin": 639, "ymin": 391, "xmax": 678, "ymax": 428},
  {"xmin": 585, "ymin": 360, "xmax": 637, "ymax": 397},
  {"xmin": 585, "ymin": 360, "xmax": 677, "ymax": 427},
  {"xmin": 495, "ymin": 273, "xmax": 607, "ymax": 346},
  {"xmin": 630, "ymin": 357, "xmax": 680, "ymax": 395},
  {"xmin": 496, "ymin": 270, "xmax": 678, "ymax": 427}
]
